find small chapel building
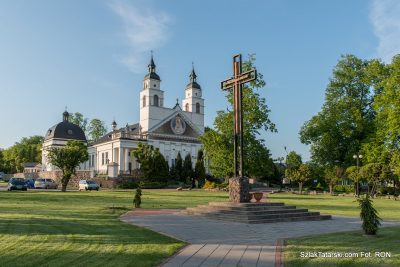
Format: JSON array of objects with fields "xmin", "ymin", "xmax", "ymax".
[{"xmin": 87, "ymin": 55, "xmax": 204, "ymax": 175}]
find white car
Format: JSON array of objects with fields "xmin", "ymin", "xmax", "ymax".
[{"xmin": 79, "ymin": 180, "xmax": 99, "ymax": 191}]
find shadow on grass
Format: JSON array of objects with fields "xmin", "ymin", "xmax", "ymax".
[{"xmin": 0, "ymin": 247, "xmax": 179, "ymax": 267}]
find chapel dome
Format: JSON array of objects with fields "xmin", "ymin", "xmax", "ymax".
[{"xmin": 44, "ymin": 111, "xmax": 87, "ymax": 142}]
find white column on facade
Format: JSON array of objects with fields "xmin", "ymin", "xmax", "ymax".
[{"xmin": 119, "ymin": 147, "xmax": 124, "ymax": 172}]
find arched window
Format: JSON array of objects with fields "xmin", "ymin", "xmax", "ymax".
[
  {"xmin": 185, "ymin": 103, "xmax": 189, "ymax": 111},
  {"xmin": 142, "ymin": 96, "xmax": 146, "ymax": 107},
  {"xmin": 154, "ymin": 95, "xmax": 159, "ymax": 107},
  {"xmin": 196, "ymin": 102, "xmax": 200, "ymax": 114}
]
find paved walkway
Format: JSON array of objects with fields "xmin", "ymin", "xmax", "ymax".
[{"xmin": 121, "ymin": 210, "xmax": 400, "ymax": 267}]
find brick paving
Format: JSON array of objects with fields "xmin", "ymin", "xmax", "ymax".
[{"xmin": 121, "ymin": 211, "xmax": 400, "ymax": 267}]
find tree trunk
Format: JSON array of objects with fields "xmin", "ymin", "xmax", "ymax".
[
  {"xmin": 370, "ymin": 183, "xmax": 377, "ymax": 197},
  {"xmin": 61, "ymin": 174, "xmax": 71, "ymax": 192},
  {"xmin": 329, "ymin": 184, "xmax": 333, "ymax": 195},
  {"xmin": 299, "ymin": 182, "xmax": 303, "ymax": 194}
]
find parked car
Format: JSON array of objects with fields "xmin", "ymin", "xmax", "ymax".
[
  {"xmin": 7, "ymin": 178, "xmax": 28, "ymax": 191},
  {"xmin": 79, "ymin": 180, "xmax": 99, "ymax": 191},
  {"xmin": 34, "ymin": 178, "xmax": 58, "ymax": 189},
  {"xmin": 24, "ymin": 178, "xmax": 36, "ymax": 189}
]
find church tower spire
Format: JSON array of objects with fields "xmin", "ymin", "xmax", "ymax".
[
  {"xmin": 145, "ymin": 51, "xmax": 160, "ymax": 81},
  {"xmin": 148, "ymin": 51, "xmax": 156, "ymax": 73},
  {"xmin": 140, "ymin": 51, "xmax": 164, "ymax": 133},
  {"xmin": 182, "ymin": 63, "xmax": 204, "ymax": 134}
]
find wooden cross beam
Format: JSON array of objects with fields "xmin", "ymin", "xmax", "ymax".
[{"xmin": 221, "ymin": 54, "xmax": 257, "ymax": 177}]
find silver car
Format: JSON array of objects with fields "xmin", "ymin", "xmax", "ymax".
[
  {"xmin": 34, "ymin": 178, "xmax": 58, "ymax": 189},
  {"xmin": 79, "ymin": 180, "xmax": 99, "ymax": 191}
]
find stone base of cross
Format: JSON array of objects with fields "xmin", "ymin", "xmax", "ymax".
[
  {"xmin": 229, "ymin": 177, "xmax": 251, "ymax": 203},
  {"xmin": 221, "ymin": 54, "xmax": 257, "ymax": 203}
]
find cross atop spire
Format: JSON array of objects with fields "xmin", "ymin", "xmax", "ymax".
[
  {"xmin": 186, "ymin": 62, "xmax": 201, "ymax": 89},
  {"xmin": 145, "ymin": 51, "xmax": 160, "ymax": 81},
  {"xmin": 189, "ymin": 62, "xmax": 197, "ymax": 82},
  {"xmin": 148, "ymin": 50, "xmax": 156, "ymax": 73}
]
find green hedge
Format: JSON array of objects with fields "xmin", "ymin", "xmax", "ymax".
[{"xmin": 334, "ymin": 185, "xmax": 354, "ymax": 194}]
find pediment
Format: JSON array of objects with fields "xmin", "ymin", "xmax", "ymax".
[{"xmin": 148, "ymin": 111, "xmax": 201, "ymax": 139}]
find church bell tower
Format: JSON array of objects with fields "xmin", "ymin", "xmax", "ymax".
[
  {"xmin": 182, "ymin": 64, "xmax": 204, "ymax": 133},
  {"xmin": 140, "ymin": 53, "xmax": 165, "ymax": 133}
]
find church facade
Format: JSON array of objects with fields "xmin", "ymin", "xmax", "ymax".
[{"xmin": 42, "ymin": 55, "xmax": 205, "ymax": 176}]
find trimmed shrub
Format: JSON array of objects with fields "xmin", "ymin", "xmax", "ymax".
[
  {"xmin": 140, "ymin": 181, "xmax": 167, "ymax": 189},
  {"xmin": 357, "ymin": 195, "xmax": 381, "ymax": 235},
  {"xmin": 118, "ymin": 181, "xmax": 139, "ymax": 189},
  {"xmin": 334, "ymin": 185, "xmax": 354, "ymax": 194},
  {"xmin": 203, "ymin": 180, "xmax": 216, "ymax": 189},
  {"xmin": 133, "ymin": 187, "xmax": 142, "ymax": 208}
]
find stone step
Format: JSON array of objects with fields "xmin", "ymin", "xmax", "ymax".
[
  {"xmin": 186, "ymin": 207, "xmax": 309, "ymax": 216},
  {"xmin": 200, "ymin": 214, "xmax": 332, "ymax": 224},
  {"xmin": 187, "ymin": 211, "xmax": 321, "ymax": 220},
  {"xmin": 184, "ymin": 201, "xmax": 332, "ymax": 224},
  {"xmin": 208, "ymin": 202, "xmax": 285, "ymax": 207},
  {"xmin": 203, "ymin": 203, "xmax": 298, "ymax": 211}
]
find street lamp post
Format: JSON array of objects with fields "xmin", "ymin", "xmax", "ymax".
[{"xmin": 353, "ymin": 154, "xmax": 362, "ymax": 196}]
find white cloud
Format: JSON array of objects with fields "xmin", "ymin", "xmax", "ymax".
[
  {"xmin": 370, "ymin": 0, "xmax": 400, "ymax": 62},
  {"xmin": 110, "ymin": 0, "xmax": 172, "ymax": 72}
]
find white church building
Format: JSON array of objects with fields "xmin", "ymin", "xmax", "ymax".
[{"xmin": 42, "ymin": 55, "xmax": 205, "ymax": 176}]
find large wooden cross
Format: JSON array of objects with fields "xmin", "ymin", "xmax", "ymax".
[{"xmin": 221, "ymin": 54, "xmax": 257, "ymax": 178}]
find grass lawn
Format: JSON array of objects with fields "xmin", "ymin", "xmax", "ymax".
[
  {"xmin": 0, "ymin": 189, "xmax": 227, "ymax": 267},
  {"xmin": 267, "ymin": 192, "xmax": 400, "ymax": 220},
  {"xmin": 284, "ymin": 226, "xmax": 400, "ymax": 267}
]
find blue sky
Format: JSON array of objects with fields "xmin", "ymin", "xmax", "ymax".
[{"xmin": 1, "ymin": 0, "xmax": 399, "ymax": 161}]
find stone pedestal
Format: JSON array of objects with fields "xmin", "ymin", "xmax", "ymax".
[
  {"xmin": 229, "ymin": 177, "xmax": 251, "ymax": 203},
  {"xmin": 107, "ymin": 162, "xmax": 119, "ymax": 178}
]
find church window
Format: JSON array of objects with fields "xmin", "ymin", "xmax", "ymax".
[
  {"xmin": 105, "ymin": 152, "xmax": 109, "ymax": 164},
  {"xmin": 102, "ymin": 153, "xmax": 104, "ymax": 165},
  {"xmin": 154, "ymin": 95, "xmax": 159, "ymax": 107},
  {"xmin": 195, "ymin": 93, "xmax": 198, "ymax": 96},
  {"xmin": 185, "ymin": 103, "xmax": 189, "ymax": 111},
  {"xmin": 196, "ymin": 103, "xmax": 200, "ymax": 114},
  {"xmin": 143, "ymin": 96, "xmax": 146, "ymax": 107},
  {"xmin": 154, "ymin": 84, "xmax": 156, "ymax": 88}
]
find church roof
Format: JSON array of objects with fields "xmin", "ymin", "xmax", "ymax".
[
  {"xmin": 44, "ymin": 112, "xmax": 87, "ymax": 142},
  {"xmin": 91, "ymin": 123, "xmax": 140, "ymax": 146}
]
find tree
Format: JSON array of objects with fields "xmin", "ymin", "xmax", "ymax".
[
  {"xmin": 324, "ymin": 166, "xmax": 345, "ymax": 195},
  {"xmin": 358, "ymin": 195, "xmax": 381, "ymax": 235},
  {"xmin": 131, "ymin": 143, "xmax": 169, "ymax": 182},
  {"xmin": 300, "ymin": 55, "xmax": 380, "ymax": 167},
  {"xmin": 286, "ymin": 151, "xmax": 302, "ymax": 170},
  {"xmin": 359, "ymin": 163, "xmax": 390, "ymax": 196},
  {"xmin": 183, "ymin": 154, "xmax": 194, "ymax": 186},
  {"xmin": 69, "ymin": 112, "xmax": 108, "ymax": 142},
  {"xmin": 2, "ymin": 136, "xmax": 44, "ymax": 173},
  {"xmin": 286, "ymin": 164, "xmax": 312, "ymax": 193},
  {"xmin": 194, "ymin": 150, "xmax": 206, "ymax": 188},
  {"xmin": 69, "ymin": 112, "xmax": 88, "ymax": 133},
  {"xmin": 346, "ymin": 166, "xmax": 362, "ymax": 196},
  {"xmin": 47, "ymin": 140, "xmax": 88, "ymax": 192},
  {"xmin": 175, "ymin": 152, "xmax": 183, "ymax": 182},
  {"xmin": 201, "ymin": 54, "xmax": 276, "ymax": 178},
  {"xmin": 371, "ymin": 55, "xmax": 400, "ymax": 152},
  {"xmin": 0, "ymin": 150, "xmax": 5, "ymax": 173},
  {"xmin": 87, "ymin": 119, "xmax": 107, "ymax": 142}
]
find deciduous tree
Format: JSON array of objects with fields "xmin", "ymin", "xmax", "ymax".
[
  {"xmin": 47, "ymin": 140, "xmax": 88, "ymax": 192},
  {"xmin": 324, "ymin": 166, "xmax": 345, "ymax": 195},
  {"xmin": 88, "ymin": 119, "xmax": 107, "ymax": 142}
]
